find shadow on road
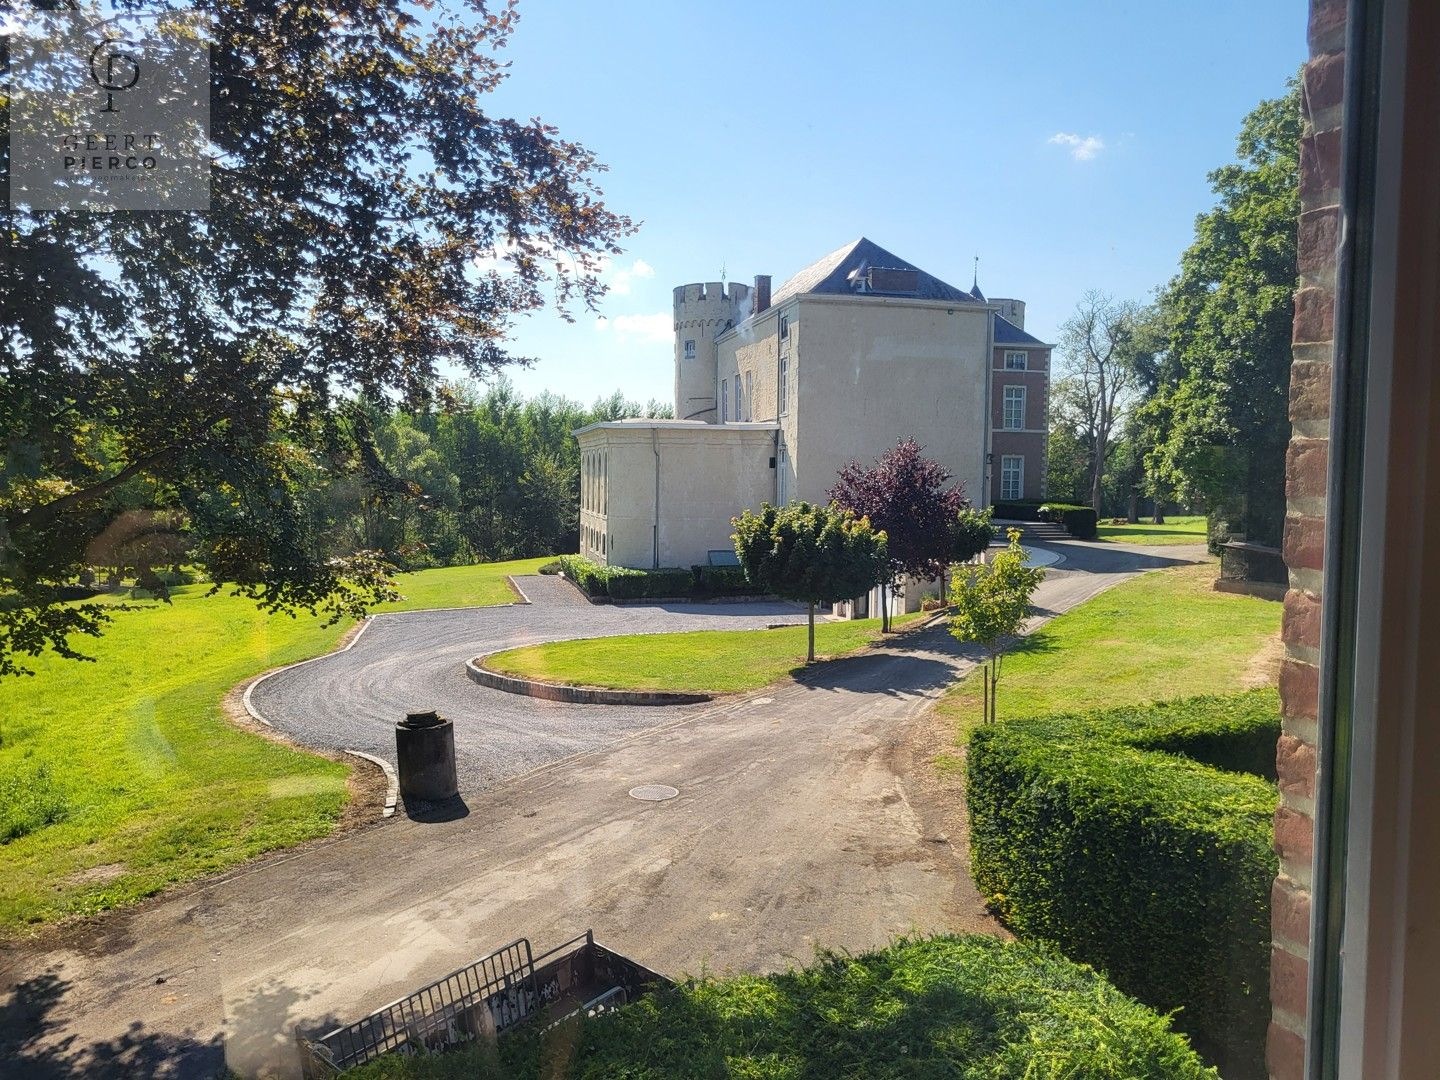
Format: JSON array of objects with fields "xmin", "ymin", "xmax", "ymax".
[
  {"xmin": 402, "ymin": 795, "xmax": 471, "ymax": 823},
  {"xmin": 0, "ymin": 969, "xmax": 345, "ymax": 1079}
]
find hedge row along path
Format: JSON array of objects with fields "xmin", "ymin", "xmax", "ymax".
[{"xmin": 2, "ymin": 539, "xmax": 1205, "ymax": 1079}]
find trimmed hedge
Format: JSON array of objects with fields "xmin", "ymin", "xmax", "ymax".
[
  {"xmin": 557, "ymin": 556, "xmax": 764, "ymax": 600},
  {"xmin": 967, "ymin": 689, "xmax": 1280, "ymax": 1078},
  {"xmin": 693, "ymin": 564, "xmax": 764, "ymax": 596},
  {"xmin": 1040, "ymin": 502, "xmax": 1100, "ymax": 539},
  {"xmin": 991, "ymin": 499, "xmax": 1047, "ymax": 521},
  {"xmin": 343, "ymin": 935, "xmax": 1219, "ymax": 1079},
  {"xmin": 606, "ymin": 567, "xmax": 694, "ymax": 601},
  {"xmin": 555, "ymin": 555, "xmax": 643, "ymax": 598}
]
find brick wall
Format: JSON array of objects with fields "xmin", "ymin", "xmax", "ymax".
[{"xmin": 1270, "ymin": 1, "xmax": 1345, "ymax": 1077}]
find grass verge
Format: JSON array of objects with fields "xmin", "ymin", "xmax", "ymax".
[
  {"xmin": 1095, "ymin": 514, "xmax": 1207, "ymax": 545},
  {"xmin": 376, "ymin": 557, "xmax": 549, "ymax": 611},
  {"xmin": 0, "ymin": 559, "xmax": 547, "ymax": 934},
  {"xmin": 483, "ymin": 613, "xmax": 927, "ymax": 694},
  {"xmin": 934, "ymin": 561, "xmax": 1281, "ymax": 746}
]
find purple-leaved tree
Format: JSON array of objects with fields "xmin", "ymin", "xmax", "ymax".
[{"xmin": 828, "ymin": 438, "xmax": 969, "ymax": 631}]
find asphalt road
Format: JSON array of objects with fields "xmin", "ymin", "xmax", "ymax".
[
  {"xmin": 250, "ymin": 575, "xmax": 811, "ymax": 792},
  {"xmin": 1, "ymin": 538, "xmax": 1206, "ymax": 1079}
]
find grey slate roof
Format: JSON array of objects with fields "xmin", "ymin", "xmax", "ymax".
[
  {"xmin": 994, "ymin": 314, "xmax": 1046, "ymax": 346},
  {"xmin": 770, "ymin": 237, "xmax": 976, "ymax": 306}
]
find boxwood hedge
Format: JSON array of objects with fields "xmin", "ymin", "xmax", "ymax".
[
  {"xmin": 1039, "ymin": 502, "xmax": 1100, "ymax": 539},
  {"xmin": 966, "ymin": 689, "xmax": 1280, "ymax": 1078},
  {"xmin": 343, "ymin": 935, "xmax": 1218, "ymax": 1079},
  {"xmin": 557, "ymin": 556, "xmax": 766, "ymax": 600}
]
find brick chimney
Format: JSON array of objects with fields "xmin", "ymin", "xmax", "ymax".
[{"xmin": 752, "ymin": 274, "xmax": 772, "ymax": 316}]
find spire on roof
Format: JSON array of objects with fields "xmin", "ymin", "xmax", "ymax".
[{"xmin": 970, "ymin": 255, "xmax": 986, "ymax": 302}]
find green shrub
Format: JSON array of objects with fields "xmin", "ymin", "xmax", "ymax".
[
  {"xmin": 555, "ymin": 555, "xmax": 642, "ymax": 598},
  {"xmin": 1039, "ymin": 502, "xmax": 1100, "ymax": 539},
  {"xmin": 606, "ymin": 568, "xmax": 694, "ymax": 600},
  {"xmin": 342, "ymin": 935, "xmax": 1217, "ymax": 1079},
  {"xmin": 693, "ymin": 565, "xmax": 764, "ymax": 596},
  {"xmin": 0, "ymin": 763, "xmax": 71, "ymax": 844},
  {"xmin": 966, "ymin": 690, "xmax": 1280, "ymax": 1078},
  {"xmin": 535, "ymin": 560, "xmax": 564, "ymax": 575},
  {"xmin": 991, "ymin": 499, "xmax": 1047, "ymax": 521}
]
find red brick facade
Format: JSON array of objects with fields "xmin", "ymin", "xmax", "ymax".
[
  {"xmin": 1270, "ymin": 1, "xmax": 1346, "ymax": 1076},
  {"xmin": 988, "ymin": 344, "xmax": 1050, "ymax": 502}
]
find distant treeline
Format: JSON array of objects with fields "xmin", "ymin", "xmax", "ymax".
[{"xmin": 310, "ymin": 381, "xmax": 672, "ymax": 567}]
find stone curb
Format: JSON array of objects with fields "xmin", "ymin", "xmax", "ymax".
[
  {"xmin": 343, "ymin": 750, "xmax": 399, "ymax": 818},
  {"xmin": 242, "ymin": 616, "xmax": 375, "ymax": 726},
  {"xmin": 505, "ymin": 574, "xmax": 534, "ymax": 605},
  {"xmin": 466, "ymin": 656, "xmax": 712, "ymax": 706}
]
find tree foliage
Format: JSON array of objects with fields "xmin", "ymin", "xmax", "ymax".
[
  {"xmin": 731, "ymin": 501, "xmax": 888, "ymax": 662},
  {"xmin": 949, "ymin": 529, "xmax": 1046, "ymax": 723},
  {"xmin": 1139, "ymin": 79, "xmax": 1301, "ymax": 547},
  {"xmin": 1, "ymin": 0, "xmax": 635, "ymax": 675},
  {"xmin": 828, "ymin": 437, "xmax": 968, "ymax": 630},
  {"xmin": 1053, "ymin": 294, "xmax": 1162, "ymax": 512}
]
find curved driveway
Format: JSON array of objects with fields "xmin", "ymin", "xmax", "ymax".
[
  {"xmin": 250, "ymin": 540, "xmax": 1205, "ymax": 797},
  {"xmin": 4, "ymin": 538, "xmax": 1210, "ymax": 1079},
  {"xmin": 251, "ymin": 576, "xmax": 810, "ymax": 792}
]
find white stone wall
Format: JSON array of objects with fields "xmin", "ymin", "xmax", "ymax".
[{"xmin": 575, "ymin": 420, "xmax": 778, "ymax": 569}]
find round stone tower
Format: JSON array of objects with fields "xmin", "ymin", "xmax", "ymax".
[{"xmin": 673, "ymin": 280, "xmax": 750, "ymax": 422}]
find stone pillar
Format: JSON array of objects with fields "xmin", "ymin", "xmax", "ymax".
[{"xmin": 1270, "ymin": 1, "xmax": 1346, "ymax": 1077}]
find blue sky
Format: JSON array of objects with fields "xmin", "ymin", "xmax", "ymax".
[{"xmin": 477, "ymin": 1, "xmax": 1307, "ymax": 404}]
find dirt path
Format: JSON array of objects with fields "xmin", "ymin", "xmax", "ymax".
[{"xmin": 0, "ymin": 542, "xmax": 1206, "ymax": 1079}]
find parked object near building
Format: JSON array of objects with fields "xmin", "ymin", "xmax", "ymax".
[{"xmin": 576, "ymin": 237, "xmax": 1052, "ymax": 600}]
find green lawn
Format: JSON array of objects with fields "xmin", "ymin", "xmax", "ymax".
[
  {"xmin": 0, "ymin": 559, "xmax": 546, "ymax": 934},
  {"xmin": 934, "ymin": 560, "xmax": 1280, "ymax": 750},
  {"xmin": 377, "ymin": 557, "xmax": 549, "ymax": 611},
  {"xmin": 1094, "ymin": 515, "xmax": 1207, "ymax": 545},
  {"xmin": 484, "ymin": 612, "xmax": 927, "ymax": 694}
]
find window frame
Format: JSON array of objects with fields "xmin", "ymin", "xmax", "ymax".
[
  {"xmin": 1003, "ymin": 385, "xmax": 1027, "ymax": 430},
  {"xmin": 1000, "ymin": 454, "xmax": 1024, "ymax": 501},
  {"xmin": 1004, "ymin": 350, "xmax": 1028, "ymax": 370}
]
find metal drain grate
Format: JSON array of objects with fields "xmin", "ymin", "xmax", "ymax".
[{"xmin": 628, "ymin": 784, "xmax": 679, "ymax": 802}]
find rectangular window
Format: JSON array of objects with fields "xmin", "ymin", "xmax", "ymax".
[
  {"xmin": 684, "ymin": 339, "xmax": 696, "ymax": 359},
  {"xmin": 1005, "ymin": 350, "xmax": 1028, "ymax": 370},
  {"xmin": 745, "ymin": 372, "xmax": 753, "ymax": 421},
  {"xmin": 779, "ymin": 357, "xmax": 789, "ymax": 414},
  {"xmin": 779, "ymin": 312, "xmax": 789, "ymax": 340},
  {"xmin": 1003, "ymin": 385, "xmax": 1026, "ymax": 430},
  {"xmin": 734, "ymin": 374, "xmax": 743, "ymax": 422},
  {"xmin": 1001, "ymin": 455, "xmax": 1024, "ymax": 501},
  {"xmin": 721, "ymin": 379, "xmax": 728, "ymax": 422}
]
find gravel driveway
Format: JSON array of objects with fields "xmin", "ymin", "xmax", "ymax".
[{"xmin": 249, "ymin": 575, "xmax": 809, "ymax": 792}]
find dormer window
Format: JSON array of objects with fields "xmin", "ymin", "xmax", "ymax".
[{"xmin": 684, "ymin": 339, "xmax": 696, "ymax": 359}]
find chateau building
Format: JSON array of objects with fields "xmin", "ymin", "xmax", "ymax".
[{"xmin": 575, "ymin": 238, "xmax": 1051, "ymax": 592}]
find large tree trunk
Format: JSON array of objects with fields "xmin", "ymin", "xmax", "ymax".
[
  {"xmin": 1090, "ymin": 464, "xmax": 1104, "ymax": 513},
  {"xmin": 879, "ymin": 582, "xmax": 890, "ymax": 633},
  {"xmin": 1152, "ymin": 501, "xmax": 1166, "ymax": 525},
  {"xmin": 807, "ymin": 601, "xmax": 816, "ymax": 662},
  {"xmin": 1126, "ymin": 489, "xmax": 1139, "ymax": 523}
]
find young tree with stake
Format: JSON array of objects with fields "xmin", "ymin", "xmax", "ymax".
[{"xmin": 948, "ymin": 529, "xmax": 1046, "ymax": 724}]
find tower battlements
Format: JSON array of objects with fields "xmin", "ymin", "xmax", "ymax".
[{"xmin": 673, "ymin": 281, "xmax": 752, "ymax": 309}]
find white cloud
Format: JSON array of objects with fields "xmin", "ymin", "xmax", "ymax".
[
  {"xmin": 607, "ymin": 257, "xmax": 655, "ymax": 296},
  {"xmin": 595, "ymin": 311, "xmax": 672, "ymax": 344},
  {"xmin": 1048, "ymin": 132, "xmax": 1106, "ymax": 161}
]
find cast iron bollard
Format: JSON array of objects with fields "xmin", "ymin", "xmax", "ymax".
[{"xmin": 395, "ymin": 709, "xmax": 458, "ymax": 802}]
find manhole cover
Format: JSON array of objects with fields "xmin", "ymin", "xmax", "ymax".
[{"xmin": 629, "ymin": 784, "xmax": 679, "ymax": 802}]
